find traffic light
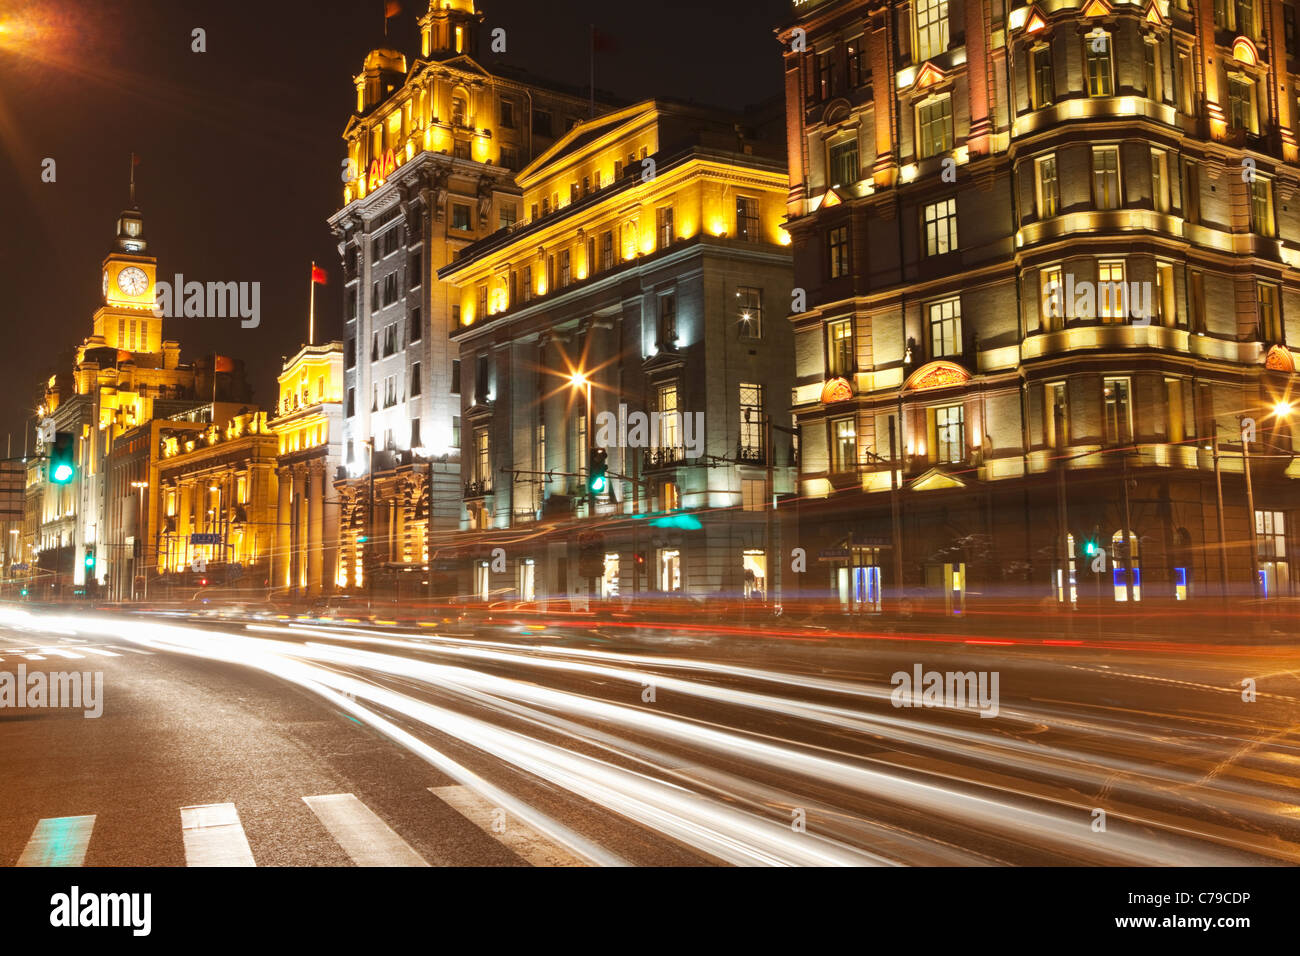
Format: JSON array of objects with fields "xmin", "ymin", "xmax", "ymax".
[
  {"xmin": 199, "ymin": 576, "xmax": 209, "ymax": 587},
  {"xmin": 587, "ymin": 448, "xmax": 608, "ymax": 496},
  {"xmin": 83, "ymin": 549, "xmax": 95, "ymax": 573},
  {"xmin": 50, "ymin": 432, "xmax": 75, "ymax": 485}
]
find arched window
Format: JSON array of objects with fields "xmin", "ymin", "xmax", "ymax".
[
  {"xmin": 1111, "ymin": 530, "xmax": 1141, "ymax": 601},
  {"xmin": 451, "ymin": 90, "xmax": 468, "ymax": 127}
]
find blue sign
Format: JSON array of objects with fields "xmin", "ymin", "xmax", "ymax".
[{"xmin": 190, "ymin": 533, "xmax": 223, "ymax": 546}]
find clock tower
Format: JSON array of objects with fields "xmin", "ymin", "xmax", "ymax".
[{"xmin": 93, "ymin": 203, "xmax": 160, "ymax": 354}]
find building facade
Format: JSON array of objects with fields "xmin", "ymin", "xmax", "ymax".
[
  {"xmin": 779, "ymin": 0, "xmax": 1300, "ymax": 611},
  {"xmin": 328, "ymin": 0, "xmax": 615, "ymax": 597},
  {"xmin": 270, "ymin": 342, "xmax": 345, "ymax": 596},
  {"xmin": 440, "ymin": 99, "xmax": 797, "ymax": 604}
]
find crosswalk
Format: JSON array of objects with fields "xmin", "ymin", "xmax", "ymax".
[
  {"xmin": 10, "ymin": 790, "xmax": 590, "ymax": 867},
  {"xmin": 0, "ymin": 643, "xmax": 152, "ymax": 662}
]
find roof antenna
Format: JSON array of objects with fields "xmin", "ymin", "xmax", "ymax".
[{"xmin": 129, "ymin": 152, "xmax": 137, "ymax": 207}]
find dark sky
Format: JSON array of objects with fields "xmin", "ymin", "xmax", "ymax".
[{"xmin": 0, "ymin": 0, "xmax": 791, "ymax": 451}]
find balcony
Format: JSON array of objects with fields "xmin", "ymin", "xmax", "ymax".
[
  {"xmin": 736, "ymin": 443, "xmax": 767, "ymax": 466},
  {"xmin": 642, "ymin": 446, "xmax": 687, "ymax": 471},
  {"xmin": 464, "ymin": 479, "xmax": 492, "ymax": 499}
]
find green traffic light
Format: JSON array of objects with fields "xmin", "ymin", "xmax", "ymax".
[
  {"xmin": 53, "ymin": 463, "xmax": 74, "ymax": 483},
  {"xmin": 590, "ymin": 474, "xmax": 607, "ymax": 493}
]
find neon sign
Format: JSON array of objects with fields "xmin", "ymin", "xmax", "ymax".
[{"xmin": 368, "ymin": 148, "xmax": 397, "ymax": 192}]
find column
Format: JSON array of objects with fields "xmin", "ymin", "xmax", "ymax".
[
  {"xmin": 307, "ymin": 464, "xmax": 324, "ymax": 596},
  {"xmin": 322, "ymin": 457, "xmax": 340, "ymax": 594},
  {"xmin": 178, "ymin": 483, "xmax": 194, "ymax": 570},
  {"xmin": 293, "ymin": 467, "xmax": 307, "ymax": 593},
  {"xmin": 274, "ymin": 466, "xmax": 291, "ymax": 591}
]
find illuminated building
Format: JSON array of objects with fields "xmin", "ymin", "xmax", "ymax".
[
  {"xmin": 779, "ymin": 0, "xmax": 1300, "ymax": 610},
  {"xmin": 154, "ymin": 409, "xmax": 278, "ymax": 591},
  {"xmin": 440, "ymin": 99, "xmax": 796, "ymax": 602},
  {"xmin": 328, "ymin": 0, "xmax": 614, "ymax": 594},
  {"xmin": 270, "ymin": 342, "xmax": 345, "ymax": 596},
  {"xmin": 33, "ymin": 198, "xmax": 207, "ymax": 595}
]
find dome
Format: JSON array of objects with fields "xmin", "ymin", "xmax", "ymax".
[{"xmin": 363, "ymin": 49, "xmax": 407, "ymax": 74}]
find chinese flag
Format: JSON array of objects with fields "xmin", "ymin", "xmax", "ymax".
[
  {"xmin": 384, "ymin": 0, "xmax": 402, "ymax": 18},
  {"xmin": 214, "ymin": 355, "xmax": 236, "ymax": 374},
  {"xmin": 311, "ymin": 264, "xmax": 328, "ymax": 285}
]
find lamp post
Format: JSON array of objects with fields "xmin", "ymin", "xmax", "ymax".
[
  {"xmin": 365, "ymin": 437, "xmax": 375, "ymax": 613},
  {"xmin": 131, "ymin": 479, "xmax": 148, "ymax": 600},
  {"xmin": 569, "ymin": 370, "xmax": 594, "ymax": 599}
]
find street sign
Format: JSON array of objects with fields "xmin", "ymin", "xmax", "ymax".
[{"xmin": 190, "ymin": 533, "xmax": 223, "ymax": 546}]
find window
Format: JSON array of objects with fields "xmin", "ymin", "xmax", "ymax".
[
  {"xmin": 474, "ymin": 428, "xmax": 490, "ymax": 483},
  {"xmin": 657, "ymin": 385, "xmax": 680, "ymax": 448},
  {"xmin": 847, "ymin": 36, "xmax": 867, "ymax": 88},
  {"xmin": 410, "ymin": 363, "xmax": 422, "ymax": 396},
  {"xmin": 1235, "ymin": 0, "xmax": 1255, "ymax": 37},
  {"xmin": 452, "ymin": 416, "xmax": 461, "ymax": 448},
  {"xmin": 737, "ymin": 287, "xmax": 763, "ymax": 338},
  {"xmin": 736, "ymin": 196, "xmax": 760, "ymax": 242},
  {"xmin": 934, "ymin": 404, "xmax": 965, "ymax": 464},
  {"xmin": 927, "ymin": 297, "xmax": 962, "ymax": 357},
  {"xmin": 916, "ymin": 95, "xmax": 953, "ymax": 158},
  {"xmin": 408, "ymin": 307, "xmax": 422, "ymax": 342},
  {"xmin": 827, "ymin": 225, "xmax": 850, "ymax": 279},
  {"xmin": 1256, "ymin": 511, "xmax": 1291, "ymax": 597},
  {"xmin": 1189, "ymin": 270, "xmax": 1206, "ymax": 333},
  {"xmin": 345, "ymin": 337, "xmax": 356, "ymax": 368},
  {"xmin": 817, "ymin": 50, "xmax": 834, "ymax": 100},
  {"xmin": 475, "ymin": 354, "xmax": 489, "ymax": 403},
  {"xmin": 383, "ymin": 374, "xmax": 398, "ymax": 408},
  {"xmin": 1103, "ymin": 377, "xmax": 1132, "ymax": 445},
  {"xmin": 658, "ymin": 294, "xmax": 677, "ymax": 347},
  {"xmin": 478, "ymin": 284, "xmax": 488, "ymax": 319},
  {"xmin": 1036, "ymin": 154, "xmax": 1060, "ymax": 218},
  {"xmin": 739, "ymin": 384, "xmax": 765, "ymax": 459},
  {"xmin": 1150, "ymin": 148, "xmax": 1170, "ymax": 212},
  {"xmin": 1214, "ymin": 0, "xmax": 1231, "ymax": 28},
  {"xmin": 1258, "ymin": 281, "xmax": 1283, "ymax": 343},
  {"xmin": 1155, "ymin": 263, "xmax": 1175, "ymax": 325},
  {"xmin": 498, "ymin": 202, "xmax": 517, "ymax": 230},
  {"xmin": 383, "ymin": 324, "xmax": 397, "ymax": 356},
  {"xmin": 451, "ymin": 359, "xmax": 461, "ymax": 394},
  {"xmin": 600, "ymin": 231, "xmax": 613, "ymax": 272},
  {"xmin": 922, "ymin": 198, "xmax": 958, "ymax": 256},
  {"xmin": 383, "ymin": 228, "xmax": 400, "ymax": 257},
  {"xmin": 450, "ymin": 95, "xmax": 468, "ymax": 126},
  {"xmin": 383, "ymin": 272, "xmax": 398, "ymax": 306},
  {"xmin": 409, "ymin": 417, "xmax": 420, "ymax": 449},
  {"xmin": 1250, "ymin": 176, "xmax": 1275, "ymax": 236},
  {"xmin": 521, "ymin": 266, "xmax": 532, "ymax": 304},
  {"xmin": 1030, "ymin": 44, "xmax": 1054, "ymax": 109},
  {"xmin": 1085, "ymin": 32, "xmax": 1113, "ymax": 96},
  {"xmin": 1111, "ymin": 530, "xmax": 1142, "ymax": 601},
  {"xmin": 1040, "ymin": 265, "xmax": 1064, "ymax": 328},
  {"xmin": 1046, "ymin": 382, "xmax": 1068, "ymax": 448},
  {"xmin": 828, "ymin": 138, "xmax": 859, "ymax": 187},
  {"xmin": 499, "ymin": 99, "xmax": 516, "ymax": 129},
  {"xmin": 346, "ymin": 287, "xmax": 358, "ymax": 321},
  {"xmin": 1228, "ymin": 76, "xmax": 1256, "ymax": 132},
  {"xmin": 1092, "ymin": 146, "xmax": 1121, "ymax": 209},
  {"xmin": 1175, "ymin": 48, "xmax": 1196, "ymax": 115},
  {"xmin": 828, "ymin": 318, "xmax": 854, "ymax": 376},
  {"xmin": 1098, "ymin": 260, "xmax": 1126, "ymax": 322},
  {"xmin": 1143, "ymin": 41, "xmax": 1161, "ymax": 103},
  {"xmin": 831, "ymin": 417, "xmax": 857, "ymax": 472},
  {"xmin": 559, "ymin": 249, "xmax": 571, "ymax": 288},
  {"xmin": 1182, "ymin": 159, "xmax": 1200, "ymax": 223},
  {"xmin": 452, "ymin": 203, "xmax": 472, "ymax": 231},
  {"xmin": 371, "ymin": 331, "xmax": 379, "ymax": 362},
  {"xmin": 1287, "ymin": 5, "xmax": 1297, "ymax": 57},
  {"xmin": 656, "ymin": 206, "xmax": 674, "ymax": 249},
  {"xmin": 346, "ymin": 387, "xmax": 356, "ymax": 418},
  {"xmin": 914, "ymin": 0, "xmax": 950, "ymax": 62},
  {"xmin": 408, "ymin": 251, "xmax": 421, "ymax": 290},
  {"xmin": 742, "ymin": 479, "xmax": 766, "ymax": 512}
]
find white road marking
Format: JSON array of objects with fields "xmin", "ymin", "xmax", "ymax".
[
  {"xmin": 76, "ymin": 647, "xmax": 121, "ymax": 657},
  {"xmin": 302, "ymin": 793, "xmax": 428, "ymax": 867},
  {"xmin": 180, "ymin": 803, "xmax": 256, "ymax": 867},
  {"xmin": 16, "ymin": 815, "xmax": 96, "ymax": 867},
  {"xmin": 430, "ymin": 786, "xmax": 588, "ymax": 867},
  {"xmin": 39, "ymin": 647, "xmax": 85, "ymax": 659},
  {"xmin": 22, "ymin": 654, "xmax": 45, "ymax": 661},
  {"xmin": 108, "ymin": 646, "xmax": 153, "ymax": 655}
]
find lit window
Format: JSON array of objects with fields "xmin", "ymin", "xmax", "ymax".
[
  {"xmin": 1150, "ymin": 148, "xmax": 1169, "ymax": 213},
  {"xmin": 927, "ymin": 297, "xmax": 962, "ymax": 357},
  {"xmin": 739, "ymin": 384, "xmax": 765, "ymax": 460},
  {"xmin": 914, "ymin": 0, "xmax": 950, "ymax": 62},
  {"xmin": 828, "ymin": 319, "xmax": 854, "ymax": 377},
  {"xmin": 1031, "ymin": 45, "xmax": 1054, "ymax": 109},
  {"xmin": 1258, "ymin": 281, "xmax": 1283, "ymax": 343},
  {"xmin": 656, "ymin": 206, "xmax": 674, "ymax": 250},
  {"xmin": 828, "ymin": 139, "xmax": 859, "ymax": 187},
  {"xmin": 1040, "ymin": 266, "xmax": 1064, "ymax": 328},
  {"xmin": 827, "ymin": 225, "xmax": 850, "ymax": 278},
  {"xmin": 1249, "ymin": 176, "xmax": 1274, "ymax": 236},
  {"xmin": 1228, "ymin": 76, "xmax": 1257, "ymax": 132},
  {"xmin": 1036, "ymin": 154, "xmax": 1059, "ymax": 218},
  {"xmin": 736, "ymin": 196, "xmax": 760, "ymax": 242},
  {"xmin": 1092, "ymin": 146, "xmax": 1121, "ymax": 210},
  {"xmin": 1098, "ymin": 260, "xmax": 1126, "ymax": 322},
  {"xmin": 831, "ymin": 417, "xmax": 857, "ymax": 472},
  {"xmin": 1085, "ymin": 32, "xmax": 1113, "ymax": 96},
  {"xmin": 1103, "ymin": 377, "xmax": 1132, "ymax": 445},
  {"xmin": 934, "ymin": 404, "xmax": 965, "ymax": 464},
  {"xmin": 922, "ymin": 198, "xmax": 957, "ymax": 256},
  {"xmin": 916, "ymin": 95, "xmax": 953, "ymax": 158},
  {"xmin": 737, "ymin": 287, "xmax": 763, "ymax": 338}
]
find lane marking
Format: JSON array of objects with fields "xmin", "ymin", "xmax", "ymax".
[
  {"xmin": 77, "ymin": 647, "xmax": 121, "ymax": 658},
  {"xmin": 39, "ymin": 648, "xmax": 85, "ymax": 659},
  {"xmin": 16, "ymin": 815, "xmax": 96, "ymax": 867},
  {"xmin": 180, "ymin": 803, "xmax": 256, "ymax": 867},
  {"xmin": 21, "ymin": 654, "xmax": 45, "ymax": 661},
  {"xmin": 302, "ymin": 793, "xmax": 428, "ymax": 867},
  {"xmin": 429, "ymin": 786, "xmax": 588, "ymax": 867},
  {"xmin": 108, "ymin": 646, "xmax": 154, "ymax": 655}
]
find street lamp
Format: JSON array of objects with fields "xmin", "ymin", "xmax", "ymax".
[{"xmin": 1241, "ymin": 401, "xmax": 1294, "ymax": 600}]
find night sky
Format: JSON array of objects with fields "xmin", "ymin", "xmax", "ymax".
[{"xmin": 0, "ymin": 0, "xmax": 792, "ymax": 452}]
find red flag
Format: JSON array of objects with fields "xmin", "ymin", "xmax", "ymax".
[
  {"xmin": 132, "ymin": 153, "xmax": 142, "ymax": 166},
  {"xmin": 214, "ymin": 355, "xmax": 236, "ymax": 374},
  {"xmin": 384, "ymin": 0, "xmax": 402, "ymax": 18},
  {"xmin": 592, "ymin": 27, "xmax": 618, "ymax": 53},
  {"xmin": 311, "ymin": 265, "xmax": 328, "ymax": 285}
]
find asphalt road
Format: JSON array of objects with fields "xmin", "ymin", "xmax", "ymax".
[{"xmin": 2, "ymin": 603, "xmax": 1298, "ymax": 866}]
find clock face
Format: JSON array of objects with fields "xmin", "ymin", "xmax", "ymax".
[{"xmin": 117, "ymin": 266, "xmax": 148, "ymax": 296}]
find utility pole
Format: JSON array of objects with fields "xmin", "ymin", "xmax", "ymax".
[{"xmin": 1212, "ymin": 434, "xmax": 1229, "ymax": 600}]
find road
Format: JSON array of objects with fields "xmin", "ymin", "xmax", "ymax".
[{"xmin": 1, "ymin": 603, "xmax": 1298, "ymax": 866}]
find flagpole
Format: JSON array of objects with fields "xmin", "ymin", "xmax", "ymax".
[
  {"xmin": 589, "ymin": 25, "xmax": 595, "ymax": 119},
  {"xmin": 309, "ymin": 261, "xmax": 316, "ymax": 346}
]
